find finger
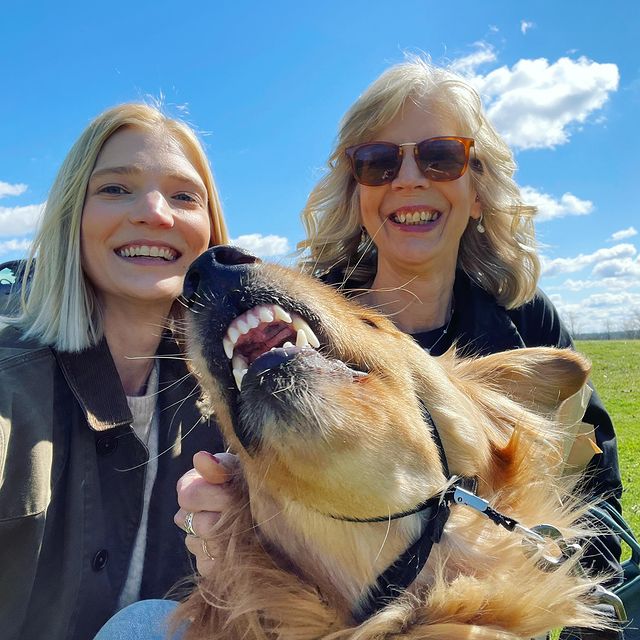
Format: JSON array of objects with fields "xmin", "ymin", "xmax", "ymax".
[
  {"xmin": 193, "ymin": 451, "xmax": 238, "ymax": 484},
  {"xmin": 174, "ymin": 508, "xmax": 222, "ymax": 539},
  {"xmin": 177, "ymin": 474, "xmax": 237, "ymax": 512},
  {"xmin": 184, "ymin": 534, "xmax": 217, "ymax": 578}
]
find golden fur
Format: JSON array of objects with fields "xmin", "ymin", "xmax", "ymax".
[{"xmin": 176, "ymin": 256, "xmax": 610, "ymax": 639}]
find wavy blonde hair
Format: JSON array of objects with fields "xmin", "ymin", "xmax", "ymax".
[
  {"xmin": 299, "ymin": 57, "xmax": 539, "ymax": 308},
  {"xmin": 5, "ymin": 103, "xmax": 229, "ymax": 351}
]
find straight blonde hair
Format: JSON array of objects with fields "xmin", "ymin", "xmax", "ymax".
[
  {"xmin": 299, "ymin": 57, "xmax": 540, "ymax": 308},
  {"xmin": 5, "ymin": 103, "xmax": 229, "ymax": 351}
]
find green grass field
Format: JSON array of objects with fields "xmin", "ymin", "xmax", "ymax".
[{"xmin": 575, "ymin": 340, "xmax": 640, "ymax": 542}]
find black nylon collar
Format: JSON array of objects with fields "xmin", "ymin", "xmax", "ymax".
[
  {"xmin": 353, "ymin": 483, "xmax": 453, "ymax": 623},
  {"xmin": 328, "ymin": 401, "xmax": 466, "ymax": 623}
]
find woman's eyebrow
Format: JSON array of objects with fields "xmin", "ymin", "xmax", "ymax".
[{"xmin": 89, "ymin": 165, "xmax": 206, "ymax": 189}]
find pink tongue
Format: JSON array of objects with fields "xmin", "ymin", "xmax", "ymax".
[{"xmin": 235, "ymin": 323, "xmax": 295, "ymax": 364}]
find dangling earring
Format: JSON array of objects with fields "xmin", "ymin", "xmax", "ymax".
[
  {"xmin": 476, "ymin": 212, "xmax": 486, "ymax": 234},
  {"xmin": 360, "ymin": 226, "xmax": 370, "ymax": 246}
]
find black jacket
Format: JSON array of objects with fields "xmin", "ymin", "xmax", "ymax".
[{"xmin": 0, "ymin": 326, "xmax": 225, "ymax": 640}]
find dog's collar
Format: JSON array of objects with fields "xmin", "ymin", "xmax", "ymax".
[{"xmin": 350, "ymin": 475, "xmax": 476, "ymax": 624}]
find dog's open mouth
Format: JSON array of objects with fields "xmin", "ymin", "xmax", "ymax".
[{"xmin": 222, "ymin": 304, "xmax": 322, "ymax": 390}]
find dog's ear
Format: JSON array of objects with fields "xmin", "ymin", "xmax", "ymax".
[{"xmin": 453, "ymin": 347, "xmax": 591, "ymax": 415}]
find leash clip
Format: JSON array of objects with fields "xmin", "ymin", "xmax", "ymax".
[{"xmin": 451, "ymin": 486, "xmax": 518, "ymax": 531}]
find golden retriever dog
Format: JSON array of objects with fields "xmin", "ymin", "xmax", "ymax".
[{"xmin": 175, "ymin": 246, "xmax": 612, "ymax": 639}]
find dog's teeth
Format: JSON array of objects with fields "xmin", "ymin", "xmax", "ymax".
[
  {"xmin": 282, "ymin": 341, "xmax": 294, "ymax": 348},
  {"xmin": 273, "ymin": 305, "xmax": 292, "ymax": 323},
  {"xmin": 222, "ymin": 337, "xmax": 234, "ymax": 360},
  {"xmin": 258, "ymin": 306, "xmax": 274, "ymax": 323},
  {"xmin": 232, "ymin": 354, "xmax": 248, "ymax": 371},
  {"xmin": 295, "ymin": 329, "xmax": 309, "ymax": 348},
  {"xmin": 246, "ymin": 311, "xmax": 260, "ymax": 329},
  {"xmin": 233, "ymin": 368, "xmax": 247, "ymax": 390},
  {"xmin": 292, "ymin": 315, "xmax": 321, "ymax": 348},
  {"xmin": 236, "ymin": 317, "xmax": 250, "ymax": 335},
  {"xmin": 305, "ymin": 327, "xmax": 320, "ymax": 348},
  {"xmin": 227, "ymin": 326, "xmax": 240, "ymax": 343}
]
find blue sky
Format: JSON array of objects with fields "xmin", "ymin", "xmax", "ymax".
[{"xmin": 1, "ymin": 0, "xmax": 638, "ymax": 333}]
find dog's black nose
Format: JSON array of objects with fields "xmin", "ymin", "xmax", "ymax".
[{"xmin": 183, "ymin": 245, "xmax": 260, "ymax": 303}]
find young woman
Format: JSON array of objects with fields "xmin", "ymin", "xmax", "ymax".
[{"xmin": 0, "ymin": 103, "xmax": 228, "ymax": 640}]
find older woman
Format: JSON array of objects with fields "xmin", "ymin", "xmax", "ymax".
[
  {"xmin": 178, "ymin": 59, "xmax": 622, "ymax": 583},
  {"xmin": 0, "ymin": 103, "xmax": 228, "ymax": 640}
]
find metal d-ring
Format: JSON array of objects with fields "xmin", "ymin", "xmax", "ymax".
[{"xmin": 519, "ymin": 523, "xmax": 581, "ymax": 571}]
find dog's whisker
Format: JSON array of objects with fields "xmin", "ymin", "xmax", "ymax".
[
  {"xmin": 116, "ymin": 411, "xmax": 205, "ymax": 472},
  {"xmin": 341, "ymin": 217, "xmax": 387, "ymax": 289},
  {"xmin": 373, "ymin": 511, "xmax": 393, "ymax": 565}
]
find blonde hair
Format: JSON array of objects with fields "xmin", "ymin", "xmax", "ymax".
[
  {"xmin": 5, "ymin": 103, "xmax": 229, "ymax": 351},
  {"xmin": 299, "ymin": 57, "xmax": 540, "ymax": 308}
]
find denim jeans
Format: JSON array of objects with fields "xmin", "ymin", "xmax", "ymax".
[{"xmin": 93, "ymin": 599, "xmax": 186, "ymax": 640}]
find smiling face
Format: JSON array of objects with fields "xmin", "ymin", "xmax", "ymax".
[
  {"xmin": 81, "ymin": 126, "xmax": 211, "ymax": 315},
  {"xmin": 358, "ymin": 98, "xmax": 481, "ymax": 282}
]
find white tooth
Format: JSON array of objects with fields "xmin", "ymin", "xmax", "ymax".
[
  {"xmin": 258, "ymin": 306, "xmax": 274, "ymax": 323},
  {"xmin": 412, "ymin": 212, "xmax": 420, "ymax": 223},
  {"xmin": 282, "ymin": 341, "xmax": 294, "ymax": 349},
  {"xmin": 227, "ymin": 326, "xmax": 240, "ymax": 344},
  {"xmin": 420, "ymin": 211, "xmax": 427, "ymax": 221},
  {"xmin": 292, "ymin": 316, "xmax": 321, "ymax": 348},
  {"xmin": 273, "ymin": 305, "xmax": 292, "ymax": 323},
  {"xmin": 305, "ymin": 327, "xmax": 320, "ymax": 348},
  {"xmin": 222, "ymin": 337, "xmax": 234, "ymax": 359},
  {"xmin": 140, "ymin": 246, "xmax": 150, "ymax": 256},
  {"xmin": 233, "ymin": 368, "xmax": 247, "ymax": 390},
  {"xmin": 295, "ymin": 329, "xmax": 309, "ymax": 347},
  {"xmin": 398, "ymin": 213, "xmax": 406, "ymax": 223},
  {"xmin": 150, "ymin": 246, "xmax": 159, "ymax": 257},
  {"xmin": 159, "ymin": 248, "xmax": 168, "ymax": 259},
  {"xmin": 232, "ymin": 354, "xmax": 248, "ymax": 370},
  {"xmin": 236, "ymin": 317, "xmax": 250, "ymax": 335},
  {"xmin": 245, "ymin": 311, "xmax": 260, "ymax": 329}
]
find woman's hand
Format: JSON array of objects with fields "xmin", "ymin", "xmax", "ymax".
[{"xmin": 175, "ymin": 451, "xmax": 239, "ymax": 576}]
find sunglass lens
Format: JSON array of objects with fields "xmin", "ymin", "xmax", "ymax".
[
  {"xmin": 352, "ymin": 144, "xmax": 400, "ymax": 186},
  {"xmin": 417, "ymin": 139, "xmax": 467, "ymax": 181}
]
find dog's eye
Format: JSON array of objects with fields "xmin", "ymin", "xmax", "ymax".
[{"xmin": 362, "ymin": 317, "xmax": 379, "ymax": 328}]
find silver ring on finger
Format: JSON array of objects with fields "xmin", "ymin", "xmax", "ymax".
[
  {"xmin": 202, "ymin": 538, "xmax": 215, "ymax": 561},
  {"xmin": 184, "ymin": 511, "xmax": 198, "ymax": 537}
]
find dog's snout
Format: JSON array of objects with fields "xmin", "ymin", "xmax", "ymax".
[{"xmin": 183, "ymin": 245, "xmax": 260, "ymax": 303}]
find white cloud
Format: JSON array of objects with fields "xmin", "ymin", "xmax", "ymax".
[
  {"xmin": 450, "ymin": 42, "xmax": 497, "ymax": 76},
  {"xmin": 0, "ymin": 181, "xmax": 28, "ymax": 199},
  {"xmin": 609, "ymin": 226, "xmax": 637, "ymax": 241},
  {"xmin": 0, "ymin": 203, "xmax": 45, "ymax": 237},
  {"xmin": 522, "ymin": 186, "xmax": 593, "ymax": 222},
  {"xmin": 520, "ymin": 20, "xmax": 535, "ymax": 35},
  {"xmin": 0, "ymin": 237, "xmax": 32, "ymax": 257},
  {"xmin": 456, "ymin": 47, "xmax": 619, "ymax": 149},
  {"xmin": 230, "ymin": 233, "xmax": 290, "ymax": 258},
  {"xmin": 592, "ymin": 256, "xmax": 640, "ymax": 279},
  {"xmin": 552, "ymin": 291, "xmax": 640, "ymax": 333},
  {"xmin": 558, "ymin": 277, "xmax": 638, "ymax": 292},
  {"xmin": 541, "ymin": 243, "xmax": 636, "ymax": 277}
]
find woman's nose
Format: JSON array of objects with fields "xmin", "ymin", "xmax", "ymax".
[
  {"xmin": 130, "ymin": 191, "xmax": 174, "ymax": 226},
  {"xmin": 392, "ymin": 145, "xmax": 430, "ymax": 189}
]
